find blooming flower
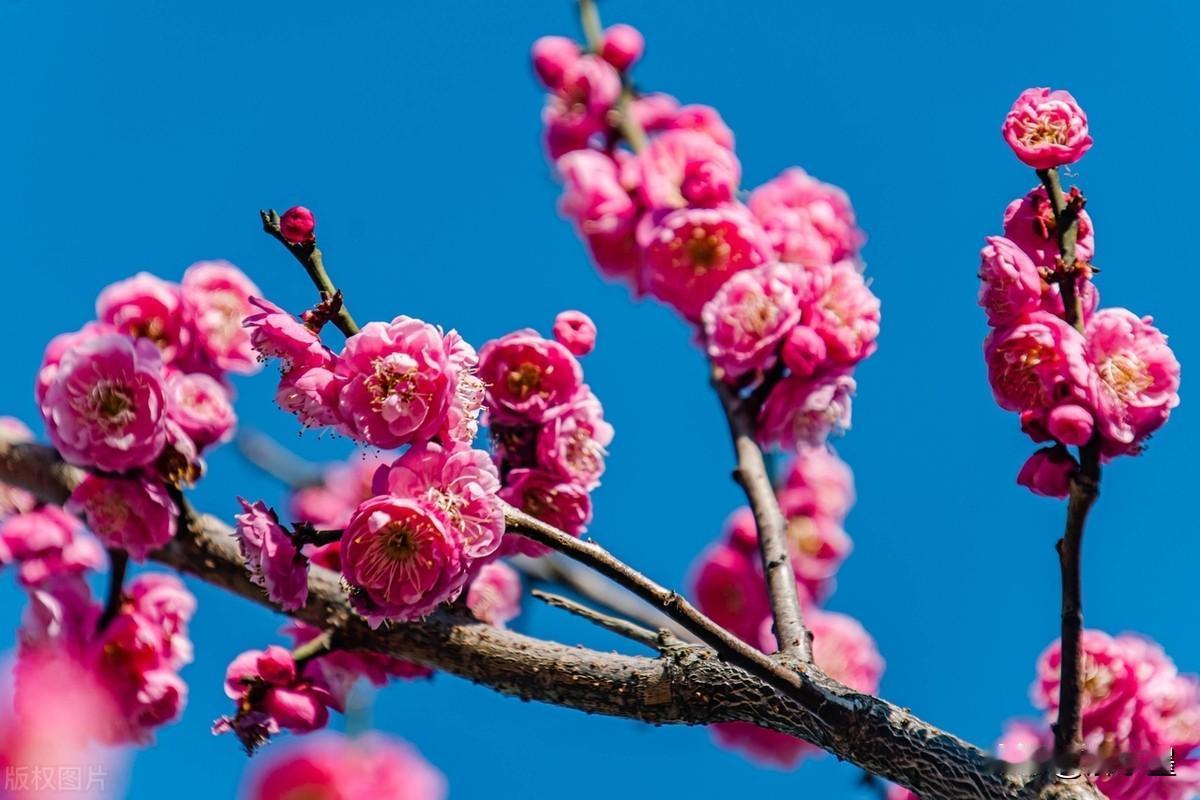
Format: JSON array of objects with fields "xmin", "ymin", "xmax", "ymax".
[
  {"xmin": 978, "ymin": 236, "xmax": 1044, "ymax": 326},
  {"xmin": 478, "ymin": 329, "xmax": 583, "ymax": 424},
  {"xmin": 809, "ymin": 260, "xmax": 881, "ymax": 366},
  {"xmin": 1085, "ymin": 309, "xmax": 1180, "ymax": 452},
  {"xmin": 466, "ymin": 561, "xmax": 522, "ymax": 628},
  {"xmin": 243, "ymin": 732, "xmax": 446, "ymax": 800},
  {"xmin": 691, "ymin": 535, "xmax": 770, "ymax": 644},
  {"xmin": 498, "ymin": 468, "xmax": 593, "ymax": 557},
  {"xmin": 96, "ymin": 272, "xmax": 191, "ymax": 364},
  {"xmin": 702, "ymin": 262, "xmax": 819, "ymax": 379},
  {"xmin": 535, "ymin": 390, "xmax": 614, "ymax": 490},
  {"xmin": 984, "ymin": 311, "xmax": 1092, "ymax": 415},
  {"xmin": 68, "ymin": 474, "xmax": 178, "ymax": 561},
  {"xmin": 633, "ymin": 129, "xmax": 740, "ymax": 211},
  {"xmin": 439, "ymin": 329, "xmax": 486, "ymax": 445},
  {"xmin": 748, "ymin": 168, "xmax": 864, "ymax": 267},
  {"xmin": 336, "ymin": 316, "xmax": 456, "ymax": 448},
  {"xmin": 0, "ymin": 506, "xmax": 105, "ymax": 587},
  {"xmin": 1003, "ymin": 186, "xmax": 1096, "ymax": 269},
  {"xmin": 244, "ymin": 297, "xmax": 331, "ymax": 371},
  {"xmin": 216, "ymin": 646, "xmax": 335, "ymax": 753},
  {"xmin": 555, "ymin": 150, "xmax": 640, "ymax": 279},
  {"xmin": 541, "ymin": 54, "xmax": 621, "ymax": 158},
  {"xmin": 642, "ymin": 204, "xmax": 772, "ymax": 321},
  {"xmin": 1002, "ymin": 87, "xmax": 1093, "ymax": 170},
  {"xmin": 757, "ymin": 371, "xmax": 856, "ymax": 451},
  {"xmin": 40, "ymin": 332, "xmax": 168, "ymax": 472},
  {"xmin": 373, "ymin": 442, "xmax": 505, "ymax": 560},
  {"xmin": 180, "ymin": 260, "xmax": 263, "ymax": 375},
  {"xmin": 277, "ymin": 365, "xmax": 347, "ymax": 431},
  {"xmin": 341, "ymin": 496, "xmax": 466, "ymax": 624},
  {"xmin": 165, "ymin": 370, "xmax": 236, "ymax": 449},
  {"xmin": 234, "ymin": 499, "xmax": 309, "ymax": 612}
]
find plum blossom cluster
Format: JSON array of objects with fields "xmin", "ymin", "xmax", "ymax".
[
  {"xmin": 533, "ymin": 23, "xmax": 878, "ymax": 454},
  {"xmin": 243, "ymin": 732, "xmax": 445, "ymax": 800},
  {"xmin": 991, "ymin": 631, "xmax": 1200, "ymax": 800},
  {"xmin": 480, "ymin": 313, "xmax": 613, "ymax": 557},
  {"xmin": 690, "ymin": 448, "xmax": 882, "ymax": 768},
  {"xmin": 214, "ymin": 621, "xmax": 434, "ymax": 754},
  {"xmin": 36, "ymin": 263, "xmax": 254, "ymax": 557},
  {"xmin": 983, "ymin": 89, "xmax": 1180, "ymax": 497}
]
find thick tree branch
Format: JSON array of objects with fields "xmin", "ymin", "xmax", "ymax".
[
  {"xmin": 712, "ymin": 372, "xmax": 813, "ymax": 663},
  {"xmin": 1, "ymin": 440, "xmax": 1105, "ymax": 799},
  {"xmin": 1037, "ymin": 166, "xmax": 1103, "ymax": 773}
]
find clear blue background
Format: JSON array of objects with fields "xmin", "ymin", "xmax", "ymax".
[{"xmin": 1, "ymin": 1, "xmax": 1195, "ymax": 797}]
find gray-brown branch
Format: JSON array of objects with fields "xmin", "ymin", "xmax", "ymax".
[{"xmin": 0, "ymin": 440, "xmax": 1095, "ymax": 800}]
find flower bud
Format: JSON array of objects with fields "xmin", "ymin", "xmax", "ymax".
[
  {"xmin": 780, "ymin": 326, "xmax": 827, "ymax": 378},
  {"xmin": 279, "ymin": 206, "xmax": 316, "ymax": 244},
  {"xmin": 1047, "ymin": 403, "xmax": 1094, "ymax": 447},
  {"xmin": 1016, "ymin": 447, "xmax": 1076, "ymax": 499},
  {"xmin": 600, "ymin": 24, "xmax": 644, "ymax": 71},
  {"xmin": 531, "ymin": 36, "xmax": 580, "ymax": 89}
]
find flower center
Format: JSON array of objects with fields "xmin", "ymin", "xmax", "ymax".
[
  {"xmin": 739, "ymin": 292, "xmax": 778, "ymax": 336},
  {"xmin": 684, "ymin": 227, "xmax": 730, "ymax": 273},
  {"xmin": 505, "ymin": 363, "xmax": 544, "ymax": 401},
  {"xmin": 76, "ymin": 381, "xmax": 137, "ymax": 431},
  {"xmin": 786, "ymin": 516, "xmax": 822, "ymax": 557},
  {"xmin": 1021, "ymin": 114, "xmax": 1069, "ymax": 147},
  {"xmin": 370, "ymin": 358, "xmax": 418, "ymax": 408},
  {"xmin": 1098, "ymin": 353, "xmax": 1152, "ymax": 404}
]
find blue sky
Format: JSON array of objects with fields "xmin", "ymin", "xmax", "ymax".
[{"xmin": 1, "ymin": 1, "xmax": 1196, "ymax": 798}]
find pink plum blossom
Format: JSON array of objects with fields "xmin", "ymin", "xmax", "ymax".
[
  {"xmin": 630, "ymin": 92, "xmax": 681, "ymax": 132},
  {"xmin": 1016, "ymin": 446, "xmax": 1076, "ymax": 498},
  {"xmin": 0, "ymin": 506, "xmax": 105, "ymax": 587},
  {"xmin": 166, "ymin": 370, "xmax": 236, "ymax": 449},
  {"xmin": 68, "ymin": 474, "xmax": 178, "ymax": 561},
  {"xmin": 541, "ymin": 55, "xmax": 621, "ymax": 158},
  {"xmin": 757, "ymin": 371, "xmax": 856, "ymax": 451},
  {"xmin": 978, "ymin": 236, "xmax": 1044, "ymax": 326},
  {"xmin": 40, "ymin": 332, "xmax": 168, "ymax": 472},
  {"xmin": 244, "ymin": 732, "xmax": 446, "ymax": 800},
  {"xmin": 234, "ymin": 499, "xmax": 309, "ymax": 612},
  {"xmin": 466, "ymin": 561, "xmax": 522, "ymax": 627},
  {"xmin": 1046, "ymin": 403, "xmax": 1095, "ymax": 447},
  {"xmin": 217, "ymin": 646, "xmax": 335, "ymax": 752},
  {"xmin": 555, "ymin": 150, "xmax": 640, "ymax": 279},
  {"xmin": 748, "ymin": 167, "xmax": 864, "ymax": 267},
  {"xmin": 341, "ymin": 496, "xmax": 466, "ymax": 624},
  {"xmin": 535, "ymin": 390, "xmax": 614, "ymax": 490},
  {"xmin": 984, "ymin": 311, "xmax": 1092, "ymax": 414},
  {"xmin": 642, "ymin": 204, "xmax": 772, "ymax": 321},
  {"xmin": 35, "ymin": 321, "xmax": 118, "ymax": 404},
  {"xmin": 180, "ymin": 260, "xmax": 263, "ymax": 375},
  {"xmin": 780, "ymin": 326, "xmax": 827, "ymax": 378},
  {"xmin": 279, "ymin": 206, "xmax": 316, "ymax": 244},
  {"xmin": 244, "ymin": 296, "xmax": 332, "ymax": 371},
  {"xmin": 702, "ymin": 262, "xmax": 819, "ymax": 379},
  {"xmin": 1085, "ymin": 309, "xmax": 1180, "ymax": 452},
  {"xmin": 126, "ymin": 572, "xmax": 197, "ymax": 670},
  {"xmin": 809, "ymin": 260, "xmax": 881, "ymax": 366},
  {"xmin": 373, "ymin": 442, "xmax": 504, "ymax": 560},
  {"xmin": 691, "ymin": 538, "xmax": 770, "ymax": 644},
  {"xmin": 600, "ymin": 24, "xmax": 644, "ymax": 71},
  {"xmin": 478, "ymin": 329, "xmax": 584, "ymax": 423},
  {"xmin": 531, "ymin": 35, "xmax": 581, "ymax": 90},
  {"xmin": 336, "ymin": 316, "xmax": 455, "ymax": 448},
  {"xmin": 1002, "ymin": 87, "xmax": 1093, "ymax": 170},
  {"xmin": 778, "ymin": 447, "xmax": 856, "ymax": 522},
  {"xmin": 439, "ymin": 330, "xmax": 486, "ymax": 445},
  {"xmin": 633, "ymin": 129, "xmax": 740, "ymax": 211},
  {"xmin": 499, "ymin": 469, "xmax": 593, "ymax": 558},
  {"xmin": 664, "ymin": 104, "xmax": 735, "ymax": 150},
  {"xmin": 552, "ymin": 309, "xmax": 598, "ymax": 357},
  {"xmin": 278, "ymin": 365, "xmax": 347, "ymax": 431},
  {"xmin": 1003, "ymin": 186, "xmax": 1095, "ymax": 269},
  {"xmin": 96, "ymin": 272, "xmax": 191, "ymax": 363}
]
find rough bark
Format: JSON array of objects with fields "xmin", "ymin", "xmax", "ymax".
[{"xmin": 0, "ymin": 439, "xmax": 1103, "ymax": 800}]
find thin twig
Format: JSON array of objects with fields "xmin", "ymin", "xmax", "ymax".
[
  {"xmin": 712, "ymin": 371, "xmax": 813, "ymax": 663},
  {"xmin": 577, "ymin": 0, "xmax": 647, "ymax": 153},
  {"xmin": 96, "ymin": 548, "xmax": 128, "ymax": 632},
  {"xmin": 235, "ymin": 429, "xmax": 325, "ymax": 489},
  {"xmin": 503, "ymin": 503, "xmax": 835, "ymax": 712},
  {"xmin": 259, "ymin": 209, "xmax": 360, "ymax": 337},
  {"xmin": 1038, "ymin": 166, "xmax": 1103, "ymax": 771},
  {"xmin": 513, "ymin": 554, "xmax": 696, "ymax": 642},
  {"xmin": 531, "ymin": 589, "xmax": 670, "ymax": 650},
  {"xmin": 292, "ymin": 628, "xmax": 335, "ymax": 666}
]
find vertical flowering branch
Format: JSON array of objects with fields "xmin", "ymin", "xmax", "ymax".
[{"xmin": 983, "ymin": 88, "xmax": 1182, "ymax": 787}]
